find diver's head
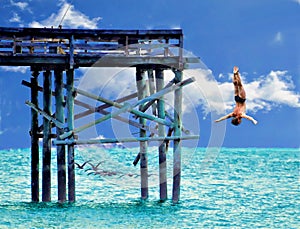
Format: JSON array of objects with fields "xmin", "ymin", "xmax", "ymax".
[{"xmin": 231, "ymin": 117, "xmax": 242, "ymax": 126}]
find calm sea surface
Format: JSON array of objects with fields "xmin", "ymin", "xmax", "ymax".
[{"xmin": 0, "ymin": 147, "xmax": 299, "ymax": 228}]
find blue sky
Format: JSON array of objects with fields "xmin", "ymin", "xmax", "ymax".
[{"xmin": 0, "ymin": 0, "xmax": 299, "ymax": 149}]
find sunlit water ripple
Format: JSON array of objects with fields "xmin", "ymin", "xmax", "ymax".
[{"xmin": 0, "ymin": 148, "xmax": 299, "ymax": 228}]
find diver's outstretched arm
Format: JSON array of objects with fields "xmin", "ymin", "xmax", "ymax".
[
  {"xmin": 214, "ymin": 113, "xmax": 233, "ymax": 123},
  {"xmin": 241, "ymin": 114, "xmax": 258, "ymax": 125}
]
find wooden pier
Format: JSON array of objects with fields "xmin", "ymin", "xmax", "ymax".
[{"xmin": 0, "ymin": 27, "xmax": 199, "ymax": 203}]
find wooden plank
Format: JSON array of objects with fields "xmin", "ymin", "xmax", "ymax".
[
  {"xmin": 0, "ymin": 27, "xmax": 183, "ymax": 41},
  {"xmin": 69, "ymin": 35, "xmax": 74, "ymax": 69},
  {"xmin": 55, "ymin": 70, "xmax": 66, "ymax": 203},
  {"xmin": 147, "ymin": 69, "xmax": 156, "ymax": 115},
  {"xmin": 73, "ymin": 43, "xmax": 122, "ymax": 50},
  {"xmin": 67, "ymin": 76, "xmax": 195, "ymax": 135},
  {"xmin": 60, "ymin": 103, "xmax": 132, "ymax": 139},
  {"xmin": 25, "ymin": 101, "xmax": 64, "ymax": 128},
  {"xmin": 30, "ymin": 72, "xmax": 39, "ymax": 202},
  {"xmin": 42, "ymin": 70, "xmax": 52, "ymax": 202},
  {"xmin": 0, "ymin": 55, "xmax": 198, "ymax": 69},
  {"xmin": 74, "ymin": 99, "xmax": 158, "ymax": 135},
  {"xmin": 132, "ymin": 77, "xmax": 195, "ymax": 109},
  {"xmin": 74, "ymin": 88, "xmax": 174, "ymax": 129},
  {"xmin": 53, "ymin": 135, "xmax": 199, "ymax": 145},
  {"xmin": 0, "ymin": 41, "xmax": 13, "ymax": 48},
  {"xmin": 74, "ymin": 91, "xmax": 137, "ymax": 120}
]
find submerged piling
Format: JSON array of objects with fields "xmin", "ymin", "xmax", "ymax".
[
  {"xmin": 31, "ymin": 71, "xmax": 39, "ymax": 202},
  {"xmin": 156, "ymin": 69, "xmax": 167, "ymax": 201},
  {"xmin": 172, "ymin": 70, "xmax": 183, "ymax": 204},
  {"xmin": 66, "ymin": 69, "xmax": 75, "ymax": 202},
  {"xmin": 55, "ymin": 70, "xmax": 66, "ymax": 203},
  {"xmin": 136, "ymin": 67, "xmax": 149, "ymax": 200},
  {"xmin": 42, "ymin": 70, "xmax": 52, "ymax": 202}
]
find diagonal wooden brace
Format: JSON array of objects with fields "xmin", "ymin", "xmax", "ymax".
[
  {"xmin": 25, "ymin": 100, "xmax": 65, "ymax": 129},
  {"xmin": 132, "ymin": 77, "xmax": 195, "ymax": 109},
  {"xmin": 75, "ymin": 88, "xmax": 174, "ymax": 128},
  {"xmin": 59, "ymin": 102, "xmax": 132, "ymax": 139}
]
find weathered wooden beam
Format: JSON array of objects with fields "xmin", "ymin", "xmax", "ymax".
[
  {"xmin": 69, "ymin": 35, "xmax": 74, "ymax": 69},
  {"xmin": 156, "ymin": 69, "xmax": 167, "ymax": 201},
  {"xmin": 42, "ymin": 70, "xmax": 52, "ymax": 202},
  {"xmin": 132, "ymin": 77, "xmax": 195, "ymax": 109},
  {"xmin": 0, "ymin": 55, "xmax": 196, "ymax": 69},
  {"xmin": 74, "ymin": 88, "xmax": 174, "ymax": 128},
  {"xmin": 172, "ymin": 70, "xmax": 183, "ymax": 204},
  {"xmin": 74, "ymin": 91, "xmax": 137, "ymax": 120},
  {"xmin": 60, "ymin": 103, "xmax": 132, "ymax": 139},
  {"xmin": 55, "ymin": 69, "xmax": 66, "ymax": 203},
  {"xmin": 53, "ymin": 135, "xmax": 199, "ymax": 145},
  {"xmin": 165, "ymin": 111, "xmax": 190, "ymax": 135},
  {"xmin": 147, "ymin": 69, "xmax": 157, "ymax": 115},
  {"xmin": 136, "ymin": 67, "xmax": 148, "ymax": 200},
  {"xmin": 25, "ymin": 101, "xmax": 64, "ymax": 129},
  {"xmin": 23, "ymin": 79, "xmax": 158, "ymax": 134},
  {"xmin": 0, "ymin": 27, "xmax": 183, "ymax": 40},
  {"xmin": 66, "ymin": 69, "xmax": 75, "ymax": 202},
  {"xmin": 74, "ymin": 99, "xmax": 158, "ymax": 135},
  {"xmin": 139, "ymin": 77, "xmax": 176, "ymax": 113},
  {"xmin": 30, "ymin": 71, "xmax": 39, "ymax": 202},
  {"xmin": 73, "ymin": 76, "xmax": 194, "ymax": 125}
]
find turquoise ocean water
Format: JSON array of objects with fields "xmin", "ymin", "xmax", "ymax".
[{"xmin": 0, "ymin": 147, "xmax": 299, "ymax": 228}]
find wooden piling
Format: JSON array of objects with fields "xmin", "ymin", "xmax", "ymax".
[
  {"xmin": 147, "ymin": 69, "xmax": 157, "ymax": 115},
  {"xmin": 0, "ymin": 27, "xmax": 196, "ymax": 204},
  {"xmin": 156, "ymin": 69, "xmax": 167, "ymax": 201},
  {"xmin": 55, "ymin": 70, "xmax": 66, "ymax": 203},
  {"xmin": 136, "ymin": 67, "xmax": 148, "ymax": 200},
  {"xmin": 172, "ymin": 70, "xmax": 183, "ymax": 204},
  {"xmin": 31, "ymin": 71, "xmax": 39, "ymax": 202},
  {"xmin": 42, "ymin": 70, "xmax": 52, "ymax": 202},
  {"xmin": 66, "ymin": 69, "xmax": 75, "ymax": 202}
]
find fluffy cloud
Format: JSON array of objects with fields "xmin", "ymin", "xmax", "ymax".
[
  {"xmin": 10, "ymin": 0, "xmax": 28, "ymax": 11},
  {"xmin": 77, "ymin": 67, "xmax": 300, "ymax": 117},
  {"xmin": 272, "ymin": 32, "xmax": 283, "ymax": 44},
  {"xmin": 29, "ymin": 0, "xmax": 101, "ymax": 29},
  {"xmin": 9, "ymin": 12, "xmax": 21, "ymax": 23},
  {"xmin": 219, "ymin": 70, "xmax": 300, "ymax": 114},
  {"xmin": 0, "ymin": 66, "xmax": 29, "ymax": 74},
  {"xmin": 293, "ymin": 0, "xmax": 300, "ymax": 4}
]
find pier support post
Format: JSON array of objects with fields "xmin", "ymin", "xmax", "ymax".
[
  {"xmin": 55, "ymin": 70, "xmax": 66, "ymax": 203},
  {"xmin": 172, "ymin": 70, "xmax": 182, "ymax": 204},
  {"xmin": 147, "ymin": 69, "xmax": 156, "ymax": 115},
  {"xmin": 156, "ymin": 69, "xmax": 167, "ymax": 201},
  {"xmin": 66, "ymin": 69, "xmax": 75, "ymax": 202},
  {"xmin": 31, "ymin": 71, "xmax": 39, "ymax": 202},
  {"xmin": 42, "ymin": 70, "xmax": 52, "ymax": 202},
  {"xmin": 136, "ymin": 67, "xmax": 148, "ymax": 200}
]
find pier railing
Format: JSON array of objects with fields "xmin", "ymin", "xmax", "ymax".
[{"xmin": 0, "ymin": 27, "xmax": 185, "ymax": 69}]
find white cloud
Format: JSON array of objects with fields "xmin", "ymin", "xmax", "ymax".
[
  {"xmin": 77, "ymin": 68, "xmax": 300, "ymax": 117},
  {"xmin": 273, "ymin": 32, "xmax": 283, "ymax": 44},
  {"xmin": 218, "ymin": 70, "xmax": 300, "ymax": 114},
  {"xmin": 29, "ymin": 0, "xmax": 102, "ymax": 29},
  {"xmin": 293, "ymin": 0, "xmax": 300, "ymax": 4},
  {"xmin": 10, "ymin": 0, "xmax": 28, "ymax": 11},
  {"xmin": 0, "ymin": 66, "xmax": 29, "ymax": 74},
  {"xmin": 9, "ymin": 12, "xmax": 21, "ymax": 23}
]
